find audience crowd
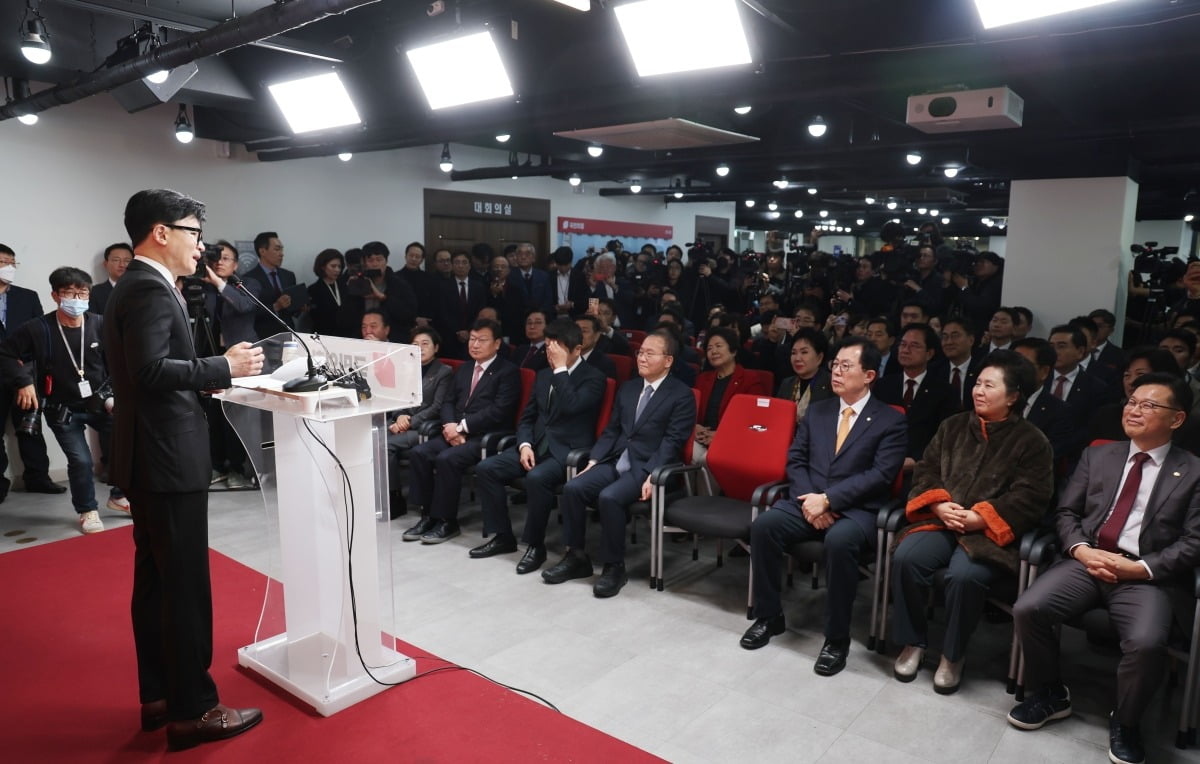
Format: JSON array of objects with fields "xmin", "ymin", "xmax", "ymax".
[{"xmin": 5, "ymin": 226, "xmax": 1200, "ymax": 764}]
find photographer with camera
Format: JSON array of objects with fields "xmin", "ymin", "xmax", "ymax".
[
  {"xmin": 338, "ymin": 241, "xmax": 417, "ymax": 343},
  {"xmin": 0, "ymin": 267, "xmax": 124, "ymax": 534}
]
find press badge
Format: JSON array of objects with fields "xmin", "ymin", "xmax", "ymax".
[{"xmin": 78, "ymin": 380, "xmax": 92, "ymax": 398}]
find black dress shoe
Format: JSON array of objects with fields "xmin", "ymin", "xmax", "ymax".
[
  {"xmin": 740, "ymin": 615, "xmax": 785, "ymax": 650},
  {"xmin": 469, "ymin": 534, "xmax": 517, "ymax": 558},
  {"xmin": 1108, "ymin": 713, "xmax": 1145, "ymax": 764},
  {"xmin": 516, "ymin": 545, "xmax": 547, "ymax": 574},
  {"xmin": 389, "ymin": 490, "xmax": 407, "ymax": 520},
  {"xmin": 0, "ymin": 476, "xmax": 10, "ymax": 503},
  {"xmin": 166, "ymin": 704, "xmax": 263, "ymax": 752},
  {"xmin": 541, "ymin": 550, "xmax": 593, "ymax": 584},
  {"xmin": 593, "ymin": 563, "xmax": 628, "ymax": 598},
  {"xmin": 420, "ymin": 520, "xmax": 460, "ymax": 544},
  {"xmin": 25, "ymin": 478, "xmax": 66, "ymax": 494},
  {"xmin": 814, "ymin": 639, "xmax": 850, "ymax": 676},
  {"xmin": 140, "ymin": 699, "xmax": 168, "ymax": 732},
  {"xmin": 401, "ymin": 516, "xmax": 436, "ymax": 542}
]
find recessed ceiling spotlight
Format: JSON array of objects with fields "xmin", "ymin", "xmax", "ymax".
[
  {"xmin": 630, "ymin": 182, "xmax": 642, "ymax": 194},
  {"xmin": 733, "ymin": 104, "xmax": 752, "ymax": 115},
  {"xmin": 793, "ymin": 210, "xmax": 804, "ymax": 218},
  {"xmin": 17, "ymin": 112, "xmax": 38, "ymax": 126},
  {"xmin": 807, "ymin": 115, "xmax": 827, "ymax": 138},
  {"xmin": 569, "ymin": 173, "xmax": 582, "ymax": 186},
  {"xmin": 773, "ymin": 178, "xmax": 788, "ymax": 189},
  {"xmin": 587, "ymin": 144, "xmax": 604, "ymax": 158},
  {"xmin": 917, "ymin": 207, "xmax": 927, "ymax": 215},
  {"xmin": 338, "ymin": 152, "xmax": 352, "ymax": 162},
  {"xmin": 744, "ymin": 199, "xmax": 755, "ymax": 208},
  {"xmin": 929, "ymin": 208, "xmax": 939, "ymax": 216},
  {"xmin": 944, "ymin": 166, "xmax": 960, "ymax": 178},
  {"xmin": 865, "ymin": 196, "xmax": 876, "ymax": 205},
  {"xmin": 856, "ymin": 218, "xmax": 865, "ymax": 226},
  {"xmin": 673, "ymin": 191, "xmax": 684, "ymax": 199},
  {"xmin": 495, "ymin": 133, "xmax": 511, "ymax": 143},
  {"xmin": 768, "ymin": 211, "xmax": 780, "ymax": 219},
  {"xmin": 807, "ymin": 187, "xmax": 818, "ymax": 195},
  {"xmin": 819, "ymin": 210, "xmax": 828, "ymax": 218},
  {"xmin": 1186, "ymin": 213, "xmax": 1196, "ymax": 223},
  {"xmin": 767, "ymin": 201, "xmax": 778, "ymax": 211},
  {"xmin": 716, "ymin": 164, "xmax": 730, "ymax": 177},
  {"xmin": 941, "ymin": 217, "xmax": 950, "ymax": 225},
  {"xmin": 906, "ymin": 151, "xmax": 922, "ymax": 166}
]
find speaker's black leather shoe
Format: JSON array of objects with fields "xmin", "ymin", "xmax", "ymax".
[
  {"xmin": 593, "ymin": 563, "xmax": 628, "ymax": 598},
  {"xmin": 469, "ymin": 534, "xmax": 517, "ymax": 558},
  {"xmin": 739, "ymin": 615, "xmax": 785, "ymax": 650},
  {"xmin": 814, "ymin": 639, "xmax": 850, "ymax": 676},
  {"xmin": 541, "ymin": 550, "xmax": 593, "ymax": 584},
  {"xmin": 516, "ymin": 545, "xmax": 547, "ymax": 574}
]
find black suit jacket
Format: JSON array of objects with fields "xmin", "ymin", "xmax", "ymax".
[
  {"xmin": 516, "ymin": 362, "xmax": 607, "ymax": 463},
  {"xmin": 589, "ymin": 374, "xmax": 696, "ymax": 483},
  {"xmin": 88, "ymin": 280, "xmax": 115, "ymax": 316},
  {"xmin": 1057, "ymin": 441, "xmax": 1200, "ymax": 583},
  {"xmin": 1044, "ymin": 367, "xmax": 1107, "ymax": 456},
  {"xmin": 874, "ymin": 372, "xmax": 957, "ymax": 460},
  {"xmin": 103, "ymin": 260, "xmax": 231, "ymax": 493},
  {"xmin": 507, "ymin": 268, "xmax": 555, "ymax": 315},
  {"xmin": 596, "ymin": 331, "xmax": 632, "ymax": 357},
  {"xmin": 1025, "ymin": 390, "xmax": 1074, "ymax": 462},
  {"xmin": 0, "ymin": 284, "xmax": 43, "ymax": 343},
  {"xmin": 583, "ymin": 349, "xmax": 618, "ymax": 380},
  {"xmin": 511, "ymin": 343, "xmax": 549, "ymax": 372},
  {"xmin": 440, "ymin": 355, "xmax": 521, "ymax": 436},
  {"xmin": 783, "ymin": 395, "xmax": 908, "ymax": 536},
  {"xmin": 436, "ymin": 275, "xmax": 489, "ymax": 357},
  {"xmin": 241, "ymin": 263, "xmax": 299, "ymax": 340}
]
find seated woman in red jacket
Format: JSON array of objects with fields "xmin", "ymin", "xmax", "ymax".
[{"xmin": 693, "ymin": 327, "xmax": 773, "ymax": 487}]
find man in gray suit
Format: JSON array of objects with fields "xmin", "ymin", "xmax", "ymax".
[{"xmin": 1009, "ymin": 372, "xmax": 1200, "ymax": 764}]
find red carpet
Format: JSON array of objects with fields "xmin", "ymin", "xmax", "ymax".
[{"xmin": 2, "ymin": 528, "xmax": 663, "ymax": 762}]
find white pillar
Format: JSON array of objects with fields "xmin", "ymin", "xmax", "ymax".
[{"xmin": 1002, "ymin": 177, "xmax": 1137, "ymax": 343}]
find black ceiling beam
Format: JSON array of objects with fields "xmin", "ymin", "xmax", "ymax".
[{"xmin": 0, "ymin": 0, "xmax": 381, "ymax": 121}]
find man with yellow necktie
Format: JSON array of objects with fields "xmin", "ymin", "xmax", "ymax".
[{"xmin": 741, "ymin": 336, "xmax": 907, "ymax": 678}]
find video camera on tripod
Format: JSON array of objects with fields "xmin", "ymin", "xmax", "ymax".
[{"xmin": 1130, "ymin": 241, "xmax": 1180, "ymax": 287}]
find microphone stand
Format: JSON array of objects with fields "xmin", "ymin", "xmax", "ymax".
[{"xmin": 227, "ymin": 273, "xmax": 328, "ymax": 392}]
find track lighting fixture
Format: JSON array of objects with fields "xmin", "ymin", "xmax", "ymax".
[
  {"xmin": 587, "ymin": 144, "xmax": 604, "ymax": 158},
  {"xmin": 906, "ymin": 151, "xmax": 922, "ymax": 166},
  {"xmin": 439, "ymin": 143, "xmax": 453, "ymax": 172},
  {"xmin": 569, "ymin": 174, "xmax": 582, "ymax": 187},
  {"xmin": 744, "ymin": 200, "xmax": 755, "ymax": 208},
  {"xmin": 807, "ymin": 116, "xmax": 827, "ymax": 138},
  {"xmin": 943, "ymin": 166, "xmax": 960, "ymax": 178},
  {"xmin": 20, "ymin": 2, "xmax": 51, "ymax": 65},
  {"xmin": 338, "ymin": 152, "xmax": 352, "ymax": 162},
  {"xmin": 629, "ymin": 182, "xmax": 642, "ymax": 194}
]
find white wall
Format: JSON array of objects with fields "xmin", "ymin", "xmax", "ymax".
[
  {"xmin": 1133, "ymin": 220, "xmax": 1189, "ymax": 251},
  {"xmin": 1, "ymin": 95, "xmax": 734, "ymax": 476}
]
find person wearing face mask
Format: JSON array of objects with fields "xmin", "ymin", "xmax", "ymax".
[
  {"xmin": 0, "ymin": 244, "xmax": 66, "ymax": 501},
  {"xmin": 0, "ymin": 267, "xmax": 125, "ymax": 534}
]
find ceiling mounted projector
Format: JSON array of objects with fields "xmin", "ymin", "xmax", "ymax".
[{"xmin": 906, "ymin": 86, "xmax": 1023, "ymax": 134}]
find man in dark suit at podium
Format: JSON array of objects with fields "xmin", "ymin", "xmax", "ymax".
[
  {"xmin": 0, "ymin": 243, "xmax": 64, "ymax": 499},
  {"xmin": 471, "ymin": 319, "xmax": 607, "ymax": 574},
  {"xmin": 403, "ymin": 318, "xmax": 520, "ymax": 544},
  {"xmin": 546, "ymin": 329, "xmax": 696, "ymax": 598},
  {"xmin": 106, "ymin": 189, "xmax": 265, "ymax": 751}
]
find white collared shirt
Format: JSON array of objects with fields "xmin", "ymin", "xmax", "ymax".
[
  {"xmin": 1024, "ymin": 387, "xmax": 1042, "ymax": 418},
  {"xmin": 556, "ymin": 271, "xmax": 571, "ymax": 305},
  {"xmin": 133, "ymin": 255, "xmax": 176, "ymax": 288}
]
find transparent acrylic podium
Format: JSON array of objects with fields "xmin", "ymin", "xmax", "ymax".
[{"xmin": 219, "ymin": 332, "xmax": 422, "ymax": 716}]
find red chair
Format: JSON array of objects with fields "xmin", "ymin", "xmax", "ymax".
[
  {"xmin": 610, "ymin": 354, "xmax": 634, "ymax": 385},
  {"xmin": 620, "ymin": 329, "xmax": 647, "ymax": 344},
  {"xmin": 440, "ymin": 358, "xmax": 464, "ymax": 372},
  {"xmin": 743, "ymin": 368, "xmax": 775, "ymax": 396},
  {"xmin": 650, "ymin": 394, "xmax": 795, "ymax": 609}
]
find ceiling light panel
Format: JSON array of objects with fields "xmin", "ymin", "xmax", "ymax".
[
  {"xmin": 267, "ymin": 72, "xmax": 361, "ymax": 134},
  {"xmin": 974, "ymin": 0, "xmax": 1122, "ymax": 30},
  {"xmin": 406, "ymin": 31, "xmax": 514, "ymax": 110},
  {"xmin": 615, "ymin": 0, "xmax": 752, "ymax": 77}
]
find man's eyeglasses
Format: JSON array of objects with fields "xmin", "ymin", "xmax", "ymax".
[
  {"xmin": 1124, "ymin": 398, "xmax": 1181, "ymax": 414},
  {"xmin": 829, "ymin": 360, "xmax": 860, "ymax": 373},
  {"xmin": 165, "ymin": 223, "xmax": 203, "ymax": 242},
  {"xmin": 57, "ymin": 289, "xmax": 90, "ymax": 300},
  {"xmin": 636, "ymin": 350, "xmax": 666, "ymax": 359}
]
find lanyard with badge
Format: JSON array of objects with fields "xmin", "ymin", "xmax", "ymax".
[{"xmin": 56, "ymin": 315, "xmax": 92, "ymax": 398}]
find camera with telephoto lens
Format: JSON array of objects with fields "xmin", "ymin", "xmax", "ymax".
[
  {"xmin": 16, "ymin": 407, "xmax": 41, "ymax": 436},
  {"xmin": 344, "ymin": 265, "xmax": 383, "ymax": 297}
]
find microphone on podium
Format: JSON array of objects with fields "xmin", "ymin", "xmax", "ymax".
[{"xmin": 226, "ymin": 273, "xmax": 328, "ymax": 393}]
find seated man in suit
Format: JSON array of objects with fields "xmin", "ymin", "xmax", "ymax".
[
  {"xmin": 546, "ymin": 329, "xmax": 696, "ymax": 598},
  {"xmin": 575, "ymin": 314, "xmax": 618, "ymax": 380},
  {"xmin": 511, "ymin": 309, "xmax": 550, "ymax": 371},
  {"xmin": 471, "ymin": 319, "xmax": 607, "ymax": 574},
  {"xmin": 1088, "ymin": 308, "xmax": 1123, "ymax": 376},
  {"xmin": 402, "ymin": 318, "xmax": 520, "ymax": 544},
  {"xmin": 1012, "ymin": 338, "xmax": 1074, "ymax": 464},
  {"xmin": 594, "ymin": 297, "xmax": 633, "ymax": 357},
  {"xmin": 741, "ymin": 337, "xmax": 907, "ymax": 677},
  {"xmin": 875, "ymin": 323, "xmax": 957, "ymax": 479},
  {"xmin": 89, "ymin": 242, "xmax": 132, "ymax": 315},
  {"xmin": 1009, "ymin": 372, "xmax": 1200, "ymax": 764}
]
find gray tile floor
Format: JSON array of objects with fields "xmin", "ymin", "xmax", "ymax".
[{"xmin": 6, "ymin": 477, "xmax": 1200, "ymax": 763}]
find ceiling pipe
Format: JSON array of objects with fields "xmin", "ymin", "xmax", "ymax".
[{"xmin": 0, "ymin": 0, "xmax": 380, "ymax": 122}]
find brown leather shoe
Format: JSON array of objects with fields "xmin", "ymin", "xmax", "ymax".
[
  {"xmin": 140, "ymin": 700, "xmax": 168, "ymax": 732},
  {"xmin": 166, "ymin": 704, "xmax": 263, "ymax": 751}
]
